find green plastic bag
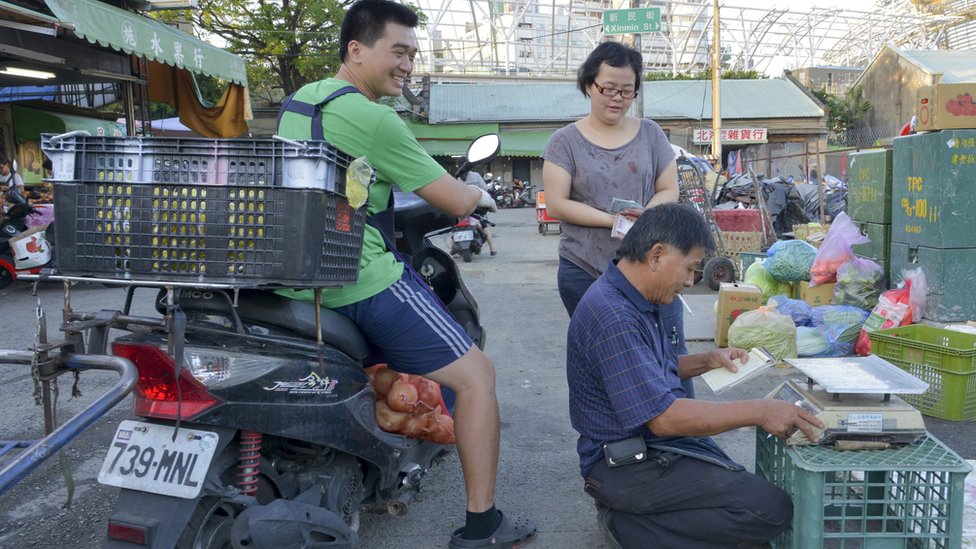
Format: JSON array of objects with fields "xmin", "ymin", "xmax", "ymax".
[{"xmin": 743, "ymin": 261, "xmax": 793, "ymax": 304}]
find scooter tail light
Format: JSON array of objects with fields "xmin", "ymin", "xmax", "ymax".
[{"xmin": 112, "ymin": 342, "xmax": 221, "ymax": 421}]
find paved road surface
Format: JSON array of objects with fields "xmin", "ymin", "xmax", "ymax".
[{"xmin": 0, "ymin": 206, "xmax": 972, "ymax": 548}]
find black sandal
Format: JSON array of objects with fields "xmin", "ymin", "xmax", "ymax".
[{"xmin": 448, "ymin": 511, "xmax": 537, "ymax": 548}]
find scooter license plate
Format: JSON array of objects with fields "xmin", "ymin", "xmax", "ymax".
[
  {"xmin": 97, "ymin": 420, "xmax": 220, "ymax": 499},
  {"xmin": 452, "ymin": 230, "xmax": 475, "ymax": 242}
]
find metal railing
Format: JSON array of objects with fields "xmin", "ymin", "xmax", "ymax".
[{"xmin": 0, "ymin": 352, "xmax": 136, "ymax": 496}]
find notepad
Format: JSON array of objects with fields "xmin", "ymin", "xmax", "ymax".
[{"xmin": 701, "ymin": 347, "xmax": 776, "ymax": 394}]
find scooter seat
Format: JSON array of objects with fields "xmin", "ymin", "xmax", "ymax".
[{"xmin": 169, "ymin": 289, "xmax": 370, "ymax": 361}]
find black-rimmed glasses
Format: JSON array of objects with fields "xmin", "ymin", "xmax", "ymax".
[{"xmin": 594, "ymin": 83, "xmax": 638, "ymax": 99}]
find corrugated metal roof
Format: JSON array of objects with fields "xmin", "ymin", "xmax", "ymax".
[
  {"xmin": 428, "ymin": 78, "xmax": 823, "ymax": 123},
  {"xmin": 898, "ymin": 49, "xmax": 976, "ymax": 83}
]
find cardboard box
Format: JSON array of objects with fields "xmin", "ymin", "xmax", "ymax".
[
  {"xmin": 916, "ymin": 83, "xmax": 976, "ymax": 131},
  {"xmin": 715, "ymin": 283, "xmax": 763, "ymax": 347},
  {"xmin": 797, "ymin": 281, "xmax": 835, "ymax": 307}
]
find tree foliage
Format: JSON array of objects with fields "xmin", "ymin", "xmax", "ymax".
[
  {"xmin": 811, "ymin": 85, "xmax": 871, "ymax": 145},
  {"xmin": 192, "ymin": 0, "xmax": 349, "ymax": 103}
]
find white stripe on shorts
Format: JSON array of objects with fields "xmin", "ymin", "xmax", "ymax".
[{"xmin": 389, "ymin": 277, "xmax": 469, "ymax": 357}]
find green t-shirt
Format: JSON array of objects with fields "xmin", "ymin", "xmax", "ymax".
[{"xmin": 276, "ymin": 78, "xmax": 446, "ymax": 307}]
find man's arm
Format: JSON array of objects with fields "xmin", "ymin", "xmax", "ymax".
[
  {"xmin": 541, "ymin": 161, "xmax": 615, "ymax": 228},
  {"xmin": 414, "ymin": 174, "xmax": 485, "ymax": 218},
  {"xmin": 648, "ymin": 397, "xmax": 823, "ymax": 441}
]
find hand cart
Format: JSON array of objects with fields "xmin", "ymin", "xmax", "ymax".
[
  {"xmin": 676, "ymin": 156, "xmax": 736, "ymax": 290},
  {"xmin": 535, "ymin": 190, "xmax": 560, "ymax": 235}
]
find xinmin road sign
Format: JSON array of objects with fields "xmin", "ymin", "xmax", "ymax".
[{"xmin": 602, "ymin": 8, "xmax": 661, "ymax": 35}]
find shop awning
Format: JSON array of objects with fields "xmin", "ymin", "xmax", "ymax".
[
  {"xmin": 500, "ymin": 130, "xmax": 553, "ymax": 157},
  {"xmin": 44, "ymin": 0, "xmax": 247, "ymax": 86},
  {"xmin": 12, "ymin": 104, "xmax": 124, "ymax": 143},
  {"xmin": 404, "ymin": 121, "xmax": 499, "ymax": 157}
]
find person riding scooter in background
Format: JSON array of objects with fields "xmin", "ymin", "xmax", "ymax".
[{"xmin": 459, "ymin": 169, "xmax": 498, "ymax": 256}]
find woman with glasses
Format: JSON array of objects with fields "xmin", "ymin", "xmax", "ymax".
[{"xmin": 542, "ymin": 41, "xmax": 689, "ymax": 381}]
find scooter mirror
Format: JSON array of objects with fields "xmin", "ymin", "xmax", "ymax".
[{"xmin": 465, "ymin": 134, "xmax": 500, "ymax": 165}]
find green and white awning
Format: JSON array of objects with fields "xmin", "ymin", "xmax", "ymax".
[{"xmin": 44, "ymin": 0, "xmax": 247, "ymax": 85}]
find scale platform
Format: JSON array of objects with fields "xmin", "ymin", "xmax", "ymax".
[{"xmin": 767, "ymin": 355, "xmax": 929, "ymax": 447}]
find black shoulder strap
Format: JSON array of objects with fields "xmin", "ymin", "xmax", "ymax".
[{"xmin": 277, "ymin": 85, "xmax": 361, "ymax": 140}]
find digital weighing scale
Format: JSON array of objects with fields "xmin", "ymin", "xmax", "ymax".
[{"xmin": 767, "ymin": 355, "xmax": 929, "ymax": 446}]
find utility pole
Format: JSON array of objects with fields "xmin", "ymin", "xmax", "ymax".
[
  {"xmin": 632, "ymin": 0, "xmax": 644, "ymax": 119},
  {"xmin": 711, "ymin": 0, "xmax": 722, "ymax": 172}
]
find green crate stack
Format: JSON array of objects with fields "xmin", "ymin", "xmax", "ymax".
[
  {"xmin": 869, "ymin": 324, "xmax": 976, "ymax": 420},
  {"xmin": 847, "ymin": 150, "xmax": 893, "ymax": 283},
  {"xmin": 890, "ymin": 242, "xmax": 976, "ymax": 322},
  {"xmin": 891, "ymin": 131, "xmax": 976, "ymax": 321},
  {"xmin": 755, "ymin": 431, "xmax": 971, "ymax": 549}
]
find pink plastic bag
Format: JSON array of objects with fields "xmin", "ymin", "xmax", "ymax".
[
  {"xmin": 854, "ymin": 268, "xmax": 928, "ymax": 355},
  {"xmin": 809, "ymin": 212, "xmax": 869, "ymax": 287}
]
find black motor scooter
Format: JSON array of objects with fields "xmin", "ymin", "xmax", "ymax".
[{"xmin": 98, "ymin": 135, "xmax": 501, "ymax": 548}]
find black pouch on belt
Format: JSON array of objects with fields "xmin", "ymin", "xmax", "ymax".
[{"xmin": 602, "ymin": 435, "xmax": 648, "ymax": 468}]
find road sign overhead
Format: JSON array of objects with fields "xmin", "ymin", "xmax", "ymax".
[{"xmin": 602, "ymin": 7, "xmax": 661, "ymax": 35}]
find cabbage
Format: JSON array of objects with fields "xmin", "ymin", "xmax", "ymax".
[
  {"xmin": 797, "ymin": 326, "xmax": 831, "ymax": 357},
  {"xmin": 811, "ymin": 305, "xmax": 870, "ymax": 355},
  {"xmin": 728, "ymin": 307, "xmax": 798, "ymax": 359},
  {"xmin": 743, "ymin": 261, "xmax": 793, "ymax": 304},
  {"xmin": 765, "ymin": 240, "xmax": 818, "ymax": 282}
]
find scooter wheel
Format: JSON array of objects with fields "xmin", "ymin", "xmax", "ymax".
[
  {"xmin": 462, "ymin": 248, "xmax": 473, "ymax": 263},
  {"xmin": 0, "ymin": 268, "xmax": 12, "ymax": 290},
  {"xmin": 538, "ymin": 223, "xmax": 545, "ymax": 234}
]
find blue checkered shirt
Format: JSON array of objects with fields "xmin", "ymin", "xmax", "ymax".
[{"xmin": 567, "ymin": 260, "xmax": 739, "ymax": 478}]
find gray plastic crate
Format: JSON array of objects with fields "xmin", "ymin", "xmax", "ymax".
[
  {"xmin": 42, "ymin": 134, "xmax": 372, "ymax": 287},
  {"xmin": 52, "ymin": 182, "xmax": 365, "ymax": 287},
  {"xmin": 41, "ymin": 134, "xmax": 348, "ymax": 191}
]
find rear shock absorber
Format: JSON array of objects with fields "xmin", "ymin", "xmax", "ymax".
[{"xmin": 238, "ymin": 430, "xmax": 262, "ymax": 496}]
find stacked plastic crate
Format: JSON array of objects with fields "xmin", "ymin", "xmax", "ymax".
[
  {"xmin": 40, "ymin": 134, "xmax": 368, "ymax": 288},
  {"xmin": 756, "ymin": 431, "xmax": 971, "ymax": 549},
  {"xmin": 891, "ymin": 131, "xmax": 976, "ymax": 321},
  {"xmin": 846, "ymin": 149, "xmax": 893, "ymax": 284}
]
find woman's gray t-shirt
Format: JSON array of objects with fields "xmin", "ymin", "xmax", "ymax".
[{"xmin": 542, "ymin": 118, "xmax": 676, "ymax": 277}]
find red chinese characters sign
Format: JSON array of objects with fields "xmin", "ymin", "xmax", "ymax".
[{"xmin": 693, "ymin": 128, "xmax": 768, "ymax": 144}]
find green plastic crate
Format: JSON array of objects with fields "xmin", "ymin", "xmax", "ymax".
[
  {"xmin": 738, "ymin": 252, "xmax": 767, "ymax": 281},
  {"xmin": 869, "ymin": 325, "xmax": 976, "ymax": 420},
  {"xmin": 847, "ymin": 149, "xmax": 893, "ymax": 224},
  {"xmin": 756, "ymin": 431, "xmax": 971, "ymax": 549}
]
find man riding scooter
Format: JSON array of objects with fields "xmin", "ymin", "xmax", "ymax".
[{"xmin": 276, "ymin": 1, "xmax": 534, "ymax": 547}]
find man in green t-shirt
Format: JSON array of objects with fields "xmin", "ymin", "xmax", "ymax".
[{"xmin": 277, "ymin": 2, "xmax": 535, "ymax": 548}]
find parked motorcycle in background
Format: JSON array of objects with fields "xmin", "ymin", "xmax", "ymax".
[
  {"xmin": 512, "ymin": 182, "xmax": 537, "ymax": 209},
  {"xmin": 488, "ymin": 178, "xmax": 513, "ymax": 209},
  {"xmin": 0, "ymin": 203, "xmax": 52, "ymax": 289}
]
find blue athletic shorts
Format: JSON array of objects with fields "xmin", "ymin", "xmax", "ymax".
[{"xmin": 333, "ymin": 269, "xmax": 474, "ymax": 376}]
